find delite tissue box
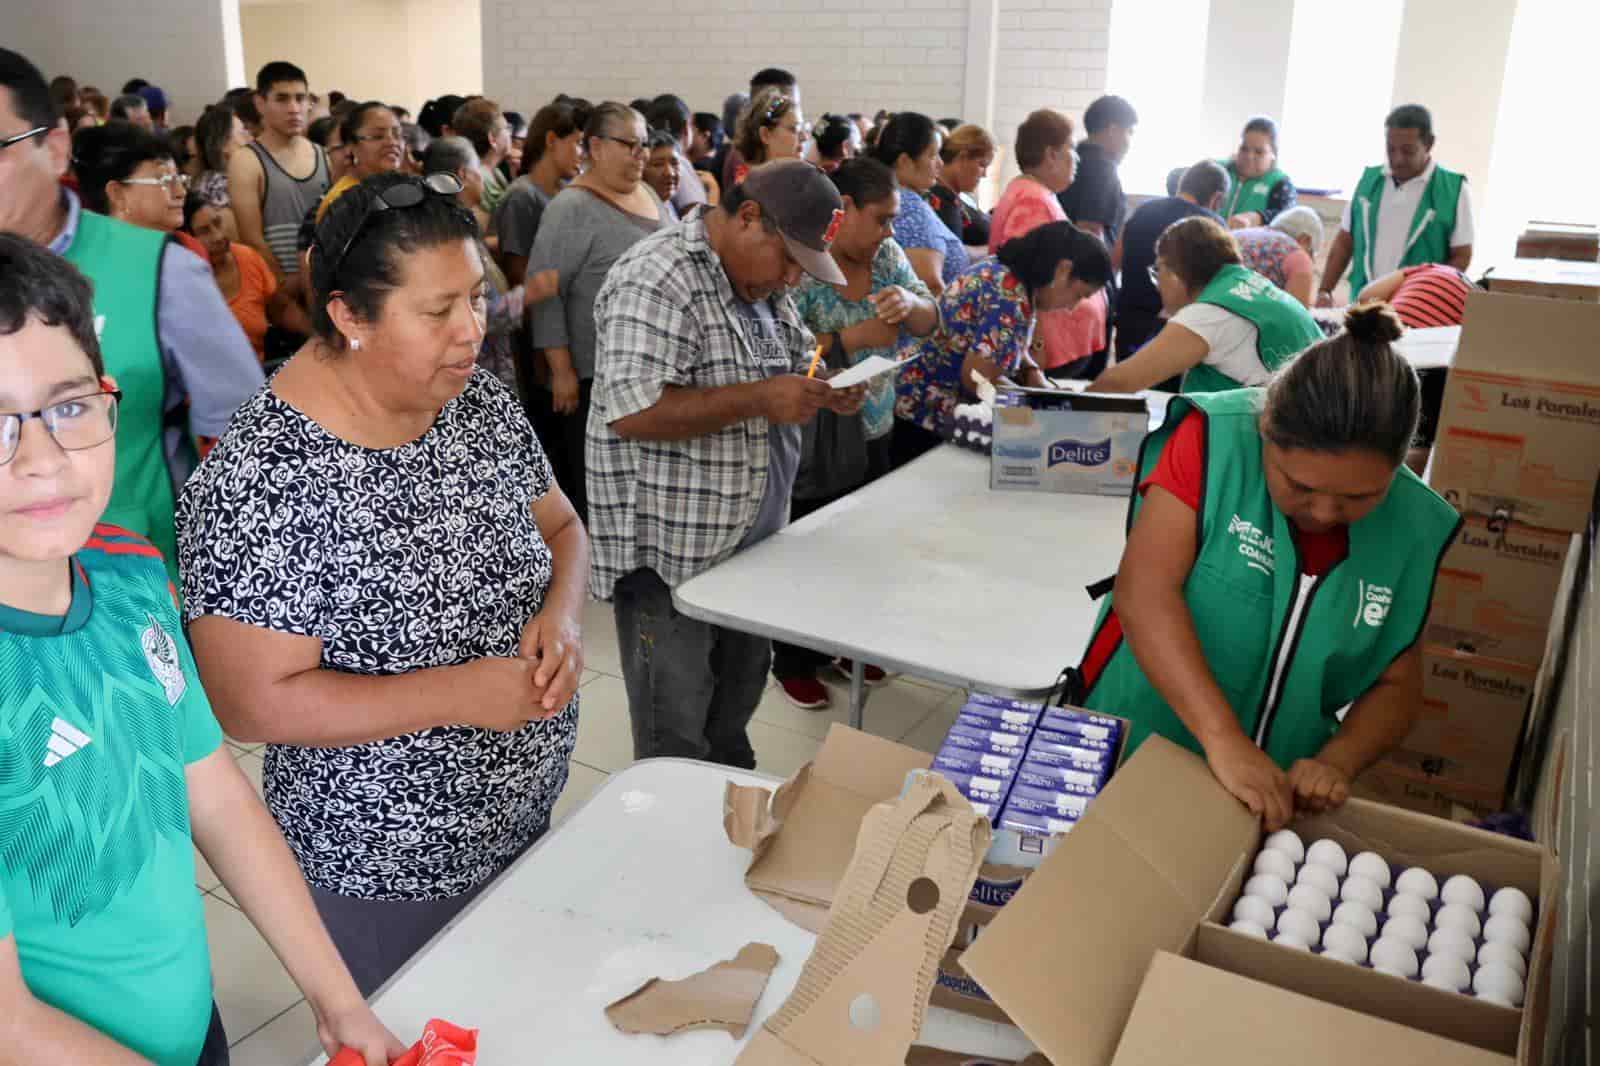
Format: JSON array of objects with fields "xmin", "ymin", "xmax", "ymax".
[
  {"xmin": 934, "ymin": 748, "xmax": 1022, "ymax": 778},
  {"xmin": 1003, "ymin": 784, "xmax": 1093, "ymax": 819},
  {"xmin": 990, "ymin": 388, "xmax": 1149, "ymax": 496},
  {"xmin": 943, "ymin": 723, "xmax": 1029, "ymax": 757},
  {"xmin": 955, "ymin": 711, "xmax": 1035, "ymax": 736},
  {"xmin": 1040, "ymin": 708, "xmax": 1124, "ymax": 744},
  {"xmin": 1018, "ymin": 751, "xmax": 1109, "ymax": 789},
  {"xmin": 1015, "ymin": 761, "xmax": 1103, "ymax": 795}
]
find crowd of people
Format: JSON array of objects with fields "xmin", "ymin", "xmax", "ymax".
[{"xmin": 0, "ymin": 42, "xmax": 1486, "ymax": 1066}]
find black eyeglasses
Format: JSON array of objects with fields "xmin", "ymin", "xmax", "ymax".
[
  {"xmin": 594, "ymin": 134, "xmax": 647, "ymax": 158},
  {"xmin": 0, "ymin": 126, "xmax": 50, "ymax": 152},
  {"xmin": 323, "ymin": 172, "xmax": 465, "ymax": 280},
  {"xmin": 0, "ymin": 388, "xmax": 121, "ymax": 466}
]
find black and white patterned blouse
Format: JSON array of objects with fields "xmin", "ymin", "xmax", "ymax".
[{"xmin": 176, "ymin": 368, "xmax": 576, "ymax": 901}]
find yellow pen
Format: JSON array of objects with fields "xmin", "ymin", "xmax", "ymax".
[{"xmin": 806, "ymin": 341, "xmax": 825, "ymax": 379}]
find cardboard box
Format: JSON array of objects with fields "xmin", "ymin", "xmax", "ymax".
[
  {"xmin": 1516, "ymin": 221, "xmax": 1599, "ymax": 263},
  {"xmin": 959, "ymin": 737, "xmax": 1557, "ymax": 1066},
  {"xmin": 1427, "ymin": 518, "xmax": 1574, "ymax": 665},
  {"xmin": 1485, "ymin": 257, "xmax": 1600, "ymax": 302},
  {"xmin": 1352, "ymin": 755, "xmax": 1508, "ymax": 820},
  {"xmin": 990, "ymin": 388, "xmax": 1147, "ymax": 496},
  {"xmin": 1429, "ymin": 291, "xmax": 1600, "ymax": 532},
  {"xmin": 1407, "ymin": 646, "xmax": 1536, "ymax": 790}
]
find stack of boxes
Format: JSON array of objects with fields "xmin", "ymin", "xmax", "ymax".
[{"xmin": 1356, "ymin": 290, "xmax": 1598, "ymax": 818}]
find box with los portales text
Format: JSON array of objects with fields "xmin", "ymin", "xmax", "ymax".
[
  {"xmin": 990, "ymin": 388, "xmax": 1148, "ymax": 496},
  {"xmin": 959, "ymin": 737, "xmax": 1557, "ymax": 1066},
  {"xmin": 1405, "ymin": 645, "xmax": 1537, "ymax": 791},
  {"xmin": 1429, "ymin": 291, "xmax": 1600, "ymax": 532},
  {"xmin": 1426, "ymin": 517, "xmax": 1575, "ymax": 666}
]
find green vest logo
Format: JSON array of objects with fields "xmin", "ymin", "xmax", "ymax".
[
  {"xmin": 1357, "ymin": 580, "xmax": 1393, "ymax": 628},
  {"xmin": 1227, "ymin": 512, "xmax": 1276, "ymax": 576}
]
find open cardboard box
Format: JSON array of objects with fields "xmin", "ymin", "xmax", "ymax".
[{"xmin": 961, "ymin": 737, "xmax": 1557, "ymax": 1066}]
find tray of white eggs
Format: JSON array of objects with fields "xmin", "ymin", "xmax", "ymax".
[{"xmin": 1227, "ymin": 829, "xmax": 1536, "ymax": 1009}]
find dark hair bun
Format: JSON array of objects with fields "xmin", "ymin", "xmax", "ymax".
[{"xmin": 1344, "ymin": 301, "xmax": 1404, "ymax": 346}]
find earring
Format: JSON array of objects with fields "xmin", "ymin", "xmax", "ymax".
[{"xmin": 350, "ymin": 338, "xmax": 362, "ymax": 350}]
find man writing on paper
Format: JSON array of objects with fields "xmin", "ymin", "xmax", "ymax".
[
  {"xmin": 587, "ymin": 161, "xmax": 867, "ymax": 766},
  {"xmin": 1318, "ymin": 104, "xmax": 1473, "ymax": 306}
]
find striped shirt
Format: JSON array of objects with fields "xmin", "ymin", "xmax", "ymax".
[
  {"xmin": 585, "ymin": 211, "xmax": 815, "ymax": 600},
  {"xmin": 246, "ymin": 141, "xmax": 329, "ymax": 275},
  {"xmin": 1391, "ymin": 264, "xmax": 1473, "ymax": 329}
]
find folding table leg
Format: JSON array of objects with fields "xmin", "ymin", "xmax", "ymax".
[{"xmin": 849, "ymin": 660, "xmax": 866, "ymax": 731}]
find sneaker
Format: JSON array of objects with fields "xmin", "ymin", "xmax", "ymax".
[
  {"xmin": 832, "ymin": 659, "xmax": 891, "ymax": 687},
  {"xmin": 777, "ymin": 676, "xmax": 832, "ymax": 710}
]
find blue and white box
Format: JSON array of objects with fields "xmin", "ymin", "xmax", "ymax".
[
  {"xmin": 990, "ymin": 388, "xmax": 1149, "ymax": 497},
  {"xmin": 1003, "ymin": 784, "xmax": 1092, "ymax": 819},
  {"xmin": 1029, "ymin": 727, "xmax": 1117, "ymax": 757},
  {"xmin": 955, "ymin": 710, "xmax": 1035, "ymax": 736},
  {"xmin": 934, "ymin": 748, "xmax": 1022, "ymax": 778},
  {"xmin": 1016, "ymin": 758, "xmax": 1105, "ymax": 792},
  {"xmin": 1040, "ymin": 708, "xmax": 1123, "ymax": 744},
  {"xmin": 942, "ymin": 722, "xmax": 1029, "ymax": 757}
]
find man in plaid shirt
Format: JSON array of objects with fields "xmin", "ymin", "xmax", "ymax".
[{"xmin": 587, "ymin": 161, "xmax": 866, "ymax": 767}]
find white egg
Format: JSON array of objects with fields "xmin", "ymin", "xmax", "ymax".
[
  {"xmin": 1277, "ymin": 907, "xmax": 1323, "ymax": 949},
  {"xmin": 1435, "ymin": 902, "xmax": 1483, "ymax": 940},
  {"xmin": 1306, "ymin": 838, "xmax": 1349, "ymax": 877},
  {"xmin": 1483, "ymin": 914, "xmax": 1532, "ymax": 955},
  {"xmin": 1421, "ymin": 953, "xmax": 1471, "ymax": 992},
  {"xmin": 1489, "ymin": 886, "xmax": 1534, "ymax": 924},
  {"xmin": 1233, "ymin": 894, "xmax": 1277, "ymax": 933},
  {"xmin": 1369, "ymin": 937, "xmax": 1419, "ymax": 978},
  {"xmin": 1264, "ymin": 828, "xmax": 1306, "ymax": 865},
  {"xmin": 1381, "ymin": 913, "xmax": 1429, "ymax": 952},
  {"xmin": 1244, "ymin": 873, "xmax": 1290, "ymax": 908},
  {"xmin": 1340, "ymin": 874, "xmax": 1384, "ymax": 913},
  {"xmin": 1478, "ymin": 940, "xmax": 1528, "ymax": 979},
  {"xmin": 1287, "ymin": 883, "xmax": 1332, "ymax": 922},
  {"xmin": 1394, "ymin": 867, "xmax": 1440, "ymax": 902},
  {"xmin": 1440, "ymin": 874, "xmax": 1486, "ymax": 914},
  {"xmin": 1296, "ymin": 863, "xmax": 1340, "ymax": 900},
  {"xmin": 1472, "ymin": 961, "xmax": 1525, "ymax": 1007},
  {"xmin": 1254, "ymin": 848, "xmax": 1298, "ymax": 884},
  {"xmin": 1331, "ymin": 900, "xmax": 1378, "ymax": 938},
  {"xmin": 1423, "ymin": 973, "xmax": 1468, "ymax": 994},
  {"xmin": 1348, "ymin": 850, "xmax": 1392, "ymax": 889},
  {"xmin": 1476, "ymin": 989, "xmax": 1516, "ymax": 1008},
  {"xmin": 1273, "ymin": 931, "xmax": 1311, "ymax": 951},
  {"xmin": 1385, "ymin": 892, "xmax": 1433, "ymax": 926},
  {"xmin": 1426, "ymin": 927, "xmax": 1478, "ymax": 966},
  {"xmin": 1321, "ymin": 922, "xmax": 1369, "ymax": 964},
  {"xmin": 1229, "ymin": 919, "xmax": 1268, "ymax": 939}
]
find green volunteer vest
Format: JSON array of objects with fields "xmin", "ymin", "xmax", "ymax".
[
  {"xmin": 1081, "ymin": 389, "xmax": 1461, "ymax": 767},
  {"xmin": 62, "ymin": 211, "xmax": 179, "ymax": 581},
  {"xmin": 1185, "ymin": 264, "xmax": 1322, "ymax": 394},
  {"xmin": 1347, "ymin": 163, "xmax": 1463, "ymax": 296},
  {"xmin": 1220, "ymin": 162, "xmax": 1289, "ymax": 221}
]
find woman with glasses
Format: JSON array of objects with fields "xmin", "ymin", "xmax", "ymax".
[
  {"xmin": 1087, "ymin": 215, "xmax": 1321, "ymax": 396},
  {"xmin": 869, "ymin": 111, "xmax": 968, "ymax": 296},
  {"xmin": 528, "ymin": 102, "xmax": 672, "ymax": 522},
  {"xmin": 177, "ymin": 172, "xmax": 589, "ymax": 997},
  {"xmin": 315, "ymin": 102, "xmax": 404, "ymax": 223},
  {"xmin": 71, "ymin": 122, "xmax": 204, "ymax": 258},
  {"xmin": 729, "ymin": 86, "xmax": 805, "ymax": 186}
]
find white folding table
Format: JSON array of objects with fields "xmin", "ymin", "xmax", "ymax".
[
  {"xmin": 306, "ymin": 759, "xmax": 1037, "ymax": 1064},
  {"xmin": 673, "ymin": 445, "xmax": 1129, "ymax": 728}
]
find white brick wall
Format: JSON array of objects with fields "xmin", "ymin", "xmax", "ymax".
[{"xmin": 992, "ymin": 0, "xmax": 1111, "ymax": 182}]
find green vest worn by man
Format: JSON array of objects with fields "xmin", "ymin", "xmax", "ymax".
[
  {"xmin": 1347, "ymin": 163, "xmax": 1463, "ymax": 296},
  {"xmin": 1220, "ymin": 161, "xmax": 1289, "ymax": 221},
  {"xmin": 1081, "ymin": 389, "xmax": 1461, "ymax": 767},
  {"xmin": 62, "ymin": 211, "xmax": 179, "ymax": 582},
  {"xmin": 1184, "ymin": 264, "xmax": 1323, "ymax": 394}
]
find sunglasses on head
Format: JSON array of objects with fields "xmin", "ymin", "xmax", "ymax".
[
  {"xmin": 322, "ymin": 171, "xmax": 464, "ymax": 280},
  {"xmin": 763, "ymin": 96, "xmax": 791, "ymax": 127}
]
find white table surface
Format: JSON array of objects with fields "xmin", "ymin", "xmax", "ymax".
[
  {"xmin": 1393, "ymin": 325, "xmax": 1461, "ymax": 371},
  {"xmin": 674, "ymin": 446, "xmax": 1128, "ymax": 697},
  {"xmin": 307, "ymin": 759, "xmax": 1037, "ymax": 1064}
]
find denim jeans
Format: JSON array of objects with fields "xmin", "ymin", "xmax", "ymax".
[{"xmin": 612, "ymin": 568, "xmax": 772, "ymax": 768}]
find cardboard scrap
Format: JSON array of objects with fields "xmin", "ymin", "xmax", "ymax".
[
  {"xmin": 904, "ymin": 1048, "xmax": 1024, "ymax": 1065},
  {"xmin": 738, "ymin": 771, "xmax": 990, "ymax": 1066},
  {"xmin": 604, "ymin": 943, "xmax": 781, "ymax": 1040}
]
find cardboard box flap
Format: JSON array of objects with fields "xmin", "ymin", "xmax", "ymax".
[
  {"xmin": 960, "ymin": 738, "xmax": 1257, "ymax": 1066},
  {"xmin": 731, "ymin": 725, "xmax": 931, "ymax": 930},
  {"xmin": 1455, "ymin": 290, "xmax": 1600, "ymax": 383},
  {"xmin": 603, "ymin": 942, "xmax": 781, "ymax": 1039},
  {"xmin": 1110, "ymin": 952, "xmax": 1514, "ymax": 1066}
]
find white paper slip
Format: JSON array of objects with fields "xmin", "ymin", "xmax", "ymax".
[{"xmin": 827, "ymin": 353, "xmax": 921, "ymax": 389}]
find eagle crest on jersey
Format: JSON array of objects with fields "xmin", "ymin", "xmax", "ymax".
[{"xmin": 141, "ymin": 613, "xmax": 186, "ymax": 705}]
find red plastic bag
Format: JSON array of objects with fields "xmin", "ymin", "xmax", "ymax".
[{"xmin": 331, "ymin": 1019, "xmax": 478, "ymax": 1066}]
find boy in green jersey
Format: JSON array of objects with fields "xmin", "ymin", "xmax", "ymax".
[{"xmin": 0, "ymin": 234, "xmax": 404, "ymax": 1065}]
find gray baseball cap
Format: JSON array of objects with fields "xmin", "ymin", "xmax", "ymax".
[{"xmin": 741, "ymin": 160, "xmax": 848, "ymax": 286}]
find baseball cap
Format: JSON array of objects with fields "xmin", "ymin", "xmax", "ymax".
[
  {"xmin": 138, "ymin": 85, "xmax": 168, "ymax": 114},
  {"xmin": 741, "ymin": 160, "xmax": 847, "ymax": 286}
]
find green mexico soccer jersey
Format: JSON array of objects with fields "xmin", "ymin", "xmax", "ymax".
[{"xmin": 0, "ymin": 524, "xmax": 223, "ymax": 1066}]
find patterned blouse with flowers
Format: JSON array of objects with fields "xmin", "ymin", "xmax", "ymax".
[{"xmin": 894, "ymin": 258, "xmax": 1037, "ymax": 434}]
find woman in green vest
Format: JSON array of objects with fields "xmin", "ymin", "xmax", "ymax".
[
  {"xmin": 1220, "ymin": 116, "xmax": 1296, "ymax": 229},
  {"xmin": 1087, "ymin": 216, "xmax": 1321, "ymax": 396},
  {"xmin": 1073, "ymin": 304, "xmax": 1461, "ymax": 829}
]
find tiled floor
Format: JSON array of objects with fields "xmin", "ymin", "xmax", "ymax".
[{"xmin": 222, "ymin": 596, "xmax": 963, "ymax": 1063}]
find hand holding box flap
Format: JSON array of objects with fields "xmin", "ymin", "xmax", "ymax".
[
  {"xmin": 1110, "ymin": 953, "xmax": 1513, "ymax": 1066},
  {"xmin": 728, "ymin": 725, "xmax": 933, "ymax": 932},
  {"xmin": 959, "ymin": 738, "xmax": 1257, "ymax": 1066},
  {"xmin": 604, "ymin": 942, "xmax": 781, "ymax": 1039},
  {"xmin": 738, "ymin": 772, "xmax": 990, "ymax": 1066}
]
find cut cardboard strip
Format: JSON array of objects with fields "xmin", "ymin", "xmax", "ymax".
[
  {"xmin": 604, "ymin": 942, "xmax": 781, "ymax": 1040},
  {"xmin": 738, "ymin": 772, "xmax": 990, "ymax": 1066},
  {"xmin": 904, "ymin": 1048, "xmax": 1023, "ymax": 1065}
]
